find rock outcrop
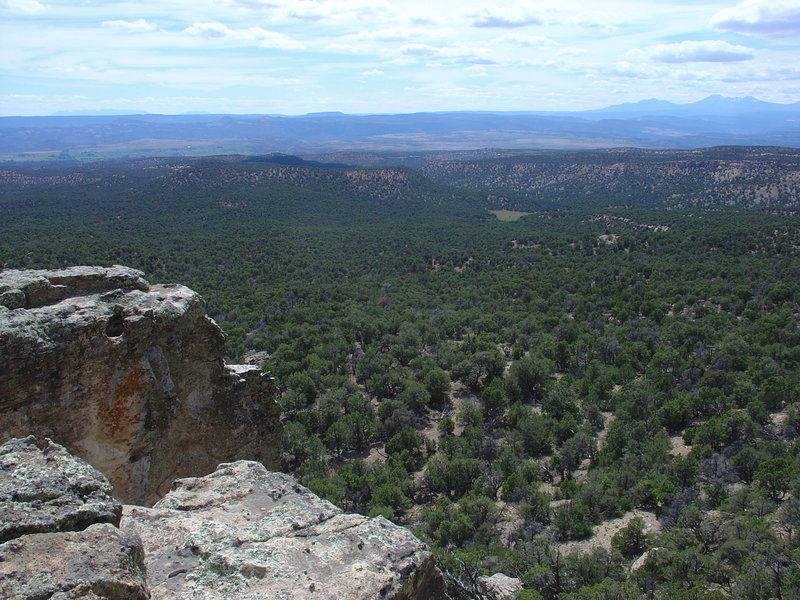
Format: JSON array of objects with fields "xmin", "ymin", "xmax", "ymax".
[
  {"xmin": 122, "ymin": 460, "xmax": 449, "ymax": 600},
  {"xmin": 0, "ymin": 436, "xmax": 447, "ymax": 600},
  {"xmin": 0, "ymin": 265, "xmax": 280, "ymax": 505},
  {"xmin": 0, "ymin": 436, "xmax": 149, "ymax": 600},
  {"xmin": 479, "ymin": 573, "xmax": 523, "ymax": 599}
]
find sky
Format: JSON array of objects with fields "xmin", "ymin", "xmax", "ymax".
[{"xmin": 1, "ymin": 0, "xmax": 800, "ymax": 116}]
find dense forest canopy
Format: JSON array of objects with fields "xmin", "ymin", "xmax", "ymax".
[{"xmin": 1, "ymin": 148, "xmax": 799, "ymax": 599}]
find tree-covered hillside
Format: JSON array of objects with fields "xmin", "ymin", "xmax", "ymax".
[
  {"xmin": 1, "ymin": 154, "xmax": 799, "ymax": 599},
  {"xmin": 420, "ymin": 147, "xmax": 800, "ymax": 212}
]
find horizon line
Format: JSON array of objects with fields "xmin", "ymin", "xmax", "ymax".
[{"xmin": 2, "ymin": 94, "xmax": 799, "ymax": 119}]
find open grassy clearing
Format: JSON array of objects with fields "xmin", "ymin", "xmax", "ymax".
[{"xmin": 488, "ymin": 209, "xmax": 535, "ymax": 221}]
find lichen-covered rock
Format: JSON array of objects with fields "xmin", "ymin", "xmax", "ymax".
[
  {"xmin": 0, "ymin": 265, "xmax": 280, "ymax": 505},
  {"xmin": 0, "ymin": 436, "xmax": 120, "ymax": 543},
  {"xmin": 0, "ymin": 265, "xmax": 150, "ymax": 310},
  {"xmin": 0, "ymin": 524, "xmax": 149, "ymax": 600},
  {"xmin": 121, "ymin": 460, "xmax": 449, "ymax": 600},
  {"xmin": 0, "ymin": 436, "xmax": 149, "ymax": 600}
]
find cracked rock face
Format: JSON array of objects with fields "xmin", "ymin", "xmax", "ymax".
[
  {"xmin": 0, "ymin": 437, "xmax": 149, "ymax": 600},
  {"xmin": 121, "ymin": 461, "xmax": 449, "ymax": 600},
  {"xmin": 0, "ymin": 265, "xmax": 281, "ymax": 505}
]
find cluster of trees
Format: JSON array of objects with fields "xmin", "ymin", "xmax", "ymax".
[{"xmin": 1, "ymin": 156, "xmax": 799, "ymax": 599}]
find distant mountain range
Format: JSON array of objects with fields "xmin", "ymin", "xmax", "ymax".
[
  {"xmin": 1, "ymin": 96, "xmax": 798, "ymax": 160},
  {"xmin": 584, "ymin": 95, "xmax": 799, "ymax": 117}
]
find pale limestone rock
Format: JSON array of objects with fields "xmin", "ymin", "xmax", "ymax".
[
  {"xmin": 0, "ymin": 266, "xmax": 280, "ymax": 505},
  {"xmin": 0, "ymin": 436, "xmax": 149, "ymax": 600},
  {"xmin": 479, "ymin": 573, "xmax": 523, "ymax": 599},
  {"xmin": 630, "ymin": 548, "xmax": 663, "ymax": 572},
  {"xmin": 122, "ymin": 460, "xmax": 449, "ymax": 600}
]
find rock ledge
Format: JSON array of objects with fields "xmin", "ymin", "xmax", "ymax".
[
  {"xmin": 0, "ymin": 265, "xmax": 280, "ymax": 505},
  {"xmin": 122, "ymin": 460, "xmax": 449, "ymax": 600},
  {"xmin": 0, "ymin": 437, "xmax": 447, "ymax": 600}
]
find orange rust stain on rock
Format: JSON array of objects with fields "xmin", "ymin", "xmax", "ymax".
[{"xmin": 99, "ymin": 367, "xmax": 146, "ymax": 437}]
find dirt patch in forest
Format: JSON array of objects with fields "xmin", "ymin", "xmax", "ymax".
[
  {"xmin": 771, "ymin": 409, "xmax": 790, "ymax": 426},
  {"xmin": 595, "ymin": 412, "xmax": 615, "ymax": 450},
  {"xmin": 449, "ymin": 383, "xmax": 478, "ymax": 436},
  {"xmin": 558, "ymin": 509, "xmax": 660, "ymax": 555},
  {"xmin": 496, "ymin": 501, "xmax": 524, "ymax": 546},
  {"xmin": 598, "ymin": 234, "xmax": 619, "ymax": 245},
  {"xmin": 669, "ymin": 435, "xmax": 692, "ymax": 457},
  {"xmin": 364, "ymin": 444, "xmax": 387, "ymax": 465}
]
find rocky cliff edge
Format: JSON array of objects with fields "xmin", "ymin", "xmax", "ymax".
[
  {"xmin": 0, "ymin": 437, "xmax": 448, "ymax": 600},
  {"xmin": 0, "ymin": 265, "xmax": 281, "ymax": 505}
]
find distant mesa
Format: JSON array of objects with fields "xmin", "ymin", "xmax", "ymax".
[
  {"xmin": 2, "ymin": 95, "xmax": 798, "ymax": 158},
  {"xmin": 303, "ymin": 111, "xmax": 346, "ymax": 117}
]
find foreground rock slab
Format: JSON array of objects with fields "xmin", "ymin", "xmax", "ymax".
[
  {"xmin": 0, "ymin": 437, "xmax": 149, "ymax": 600},
  {"xmin": 122, "ymin": 460, "xmax": 449, "ymax": 600},
  {"xmin": 0, "ymin": 524, "xmax": 149, "ymax": 600},
  {"xmin": 0, "ymin": 436, "xmax": 119, "ymax": 543},
  {"xmin": 0, "ymin": 265, "xmax": 280, "ymax": 505}
]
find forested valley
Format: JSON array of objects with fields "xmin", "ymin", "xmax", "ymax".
[{"xmin": 2, "ymin": 149, "xmax": 799, "ymax": 600}]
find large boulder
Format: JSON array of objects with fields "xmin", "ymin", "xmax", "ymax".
[
  {"xmin": 479, "ymin": 573, "xmax": 524, "ymax": 599},
  {"xmin": 122, "ymin": 460, "xmax": 449, "ymax": 600},
  {"xmin": 0, "ymin": 436, "xmax": 149, "ymax": 600},
  {"xmin": 0, "ymin": 266, "xmax": 280, "ymax": 504}
]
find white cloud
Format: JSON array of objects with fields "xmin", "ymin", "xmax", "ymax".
[
  {"xmin": 324, "ymin": 42, "xmax": 364, "ymax": 54},
  {"xmin": 563, "ymin": 11, "xmax": 620, "ymax": 33},
  {"xmin": 102, "ymin": 19, "xmax": 157, "ymax": 33},
  {"xmin": 2, "ymin": 0, "xmax": 800, "ymax": 115},
  {"xmin": 648, "ymin": 40, "xmax": 755, "ymax": 63},
  {"xmin": 252, "ymin": 0, "xmax": 396, "ymax": 22},
  {"xmin": 604, "ymin": 61, "xmax": 668, "ymax": 80},
  {"xmin": 184, "ymin": 21, "xmax": 234, "ymax": 39},
  {"xmin": 558, "ymin": 47, "xmax": 587, "ymax": 57},
  {"xmin": 466, "ymin": 3, "xmax": 624, "ymax": 32},
  {"xmin": 0, "ymin": 0, "xmax": 45, "ymax": 14},
  {"xmin": 718, "ymin": 64, "xmax": 800, "ymax": 82},
  {"xmin": 400, "ymin": 43, "xmax": 494, "ymax": 65},
  {"xmin": 494, "ymin": 33, "xmax": 557, "ymax": 47},
  {"xmin": 183, "ymin": 21, "xmax": 304, "ymax": 50},
  {"xmin": 600, "ymin": 60, "xmax": 800, "ymax": 86},
  {"xmin": 348, "ymin": 27, "xmax": 449, "ymax": 42},
  {"xmin": 467, "ymin": 3, "xmax": 542, "ymax": 28},
  {"xmin": 710, "ymin": 0, "xmax": 800, "ymax": 38},
  {"xmin": 275, "ymin": 3, "xmax": 326, "ymax": 21},
  {"xmin": 400, "ymin": 43, "xmax": 447, "ymax": 57},
  {"xmin": 225, "ymin": 0, "xmax": 283, "ymax": 8}
]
